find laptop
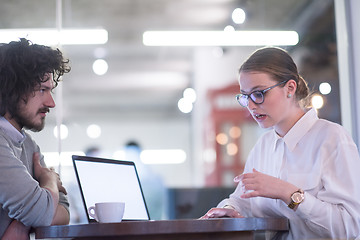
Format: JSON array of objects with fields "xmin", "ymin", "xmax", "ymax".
[{"xmin": 72, "ymin": 155, "xmax": 150, "ymax": 222}]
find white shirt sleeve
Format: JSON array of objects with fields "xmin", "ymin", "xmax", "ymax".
[
  {"xmin": 214, "ymin": 109, "xmax": 360, "ymax": 239},
  {"xmin": 296, "ymin": 140, "xmax": 360, "ymax": 237}
]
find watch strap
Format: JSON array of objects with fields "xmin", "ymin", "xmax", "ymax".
[{"xmin": 288, "ymin": 189, "xmax": 304, "ymax": 209}]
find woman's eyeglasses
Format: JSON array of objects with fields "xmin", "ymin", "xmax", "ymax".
[{"xmin": 235, "ymin": 80, "xmax": 288, "ymax": 107}]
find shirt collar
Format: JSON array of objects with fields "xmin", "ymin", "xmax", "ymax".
[
  {"xmin": 283, "ymin": 108, "xmax": 318, "ymax": 151},
  {"xmin": 272, "ymin": 108, "xmax": 318, "ymax": 152},
  {"xmin": 0, "ymin": 116, "xmax": 26, "ymax": 144},
  {"xmin": 272, "ymin": 131, "xmax": 283, "ymax": 151}
]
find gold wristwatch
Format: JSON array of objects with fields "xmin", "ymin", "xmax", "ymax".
[{"xmin": 288, "ymin": 189, "xmax": 304, "ymax": 209}]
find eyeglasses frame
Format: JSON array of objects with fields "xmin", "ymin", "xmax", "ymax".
[{"xmin": 235, "ymin": 79, "xmax": 289, "ymax": 107}]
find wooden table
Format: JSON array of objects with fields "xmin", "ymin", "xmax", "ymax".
[{"xmin": 35, "ymin": 218, "xmax": 289, "ymax": 240}]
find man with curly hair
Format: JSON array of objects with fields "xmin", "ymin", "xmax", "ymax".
[{"xmin": 0, "ymin": 38, "xmax": 71, "ymax": 239}]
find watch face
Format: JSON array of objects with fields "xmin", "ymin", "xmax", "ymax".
[{"xmin": 292, "ymin": 192, "xmax": 304, "ymax": 203}]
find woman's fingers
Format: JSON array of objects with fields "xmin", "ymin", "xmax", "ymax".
[{"xmin": 200, "ymin": 208, "xmax": 243, "ymax": 219}]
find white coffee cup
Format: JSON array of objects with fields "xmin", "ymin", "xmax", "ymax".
[{"xmin": 88, "ymin": 202, "xmax": 125, "ymax": 223}]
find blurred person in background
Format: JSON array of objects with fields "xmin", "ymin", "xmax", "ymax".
[
  {"xmin": 201, "ymin": 47, "xmax": 360, "ymax": 239},
  {"xmin": 0, "ymin": 38, "xmax": 71, "ymax": 239},
  {"xmin": 124, "ymin": 140, "xmax": 166, "ymax": 220},
  {"xmin": 85, "ymin": 146, "xmax": 102, "ymax": 157}
]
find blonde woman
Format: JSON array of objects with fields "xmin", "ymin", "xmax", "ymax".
[{"xmin": 201, "ymin": 47, "xmax": 360, "ymax": 239}]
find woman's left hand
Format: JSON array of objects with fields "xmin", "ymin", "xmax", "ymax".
[
  {"xmin": 199, "ymin": 208, "xmax": 243, "ymax": 219},
  {"xmin": 234, "ymin": 168, "xmax": 298, "ymax": 204}
]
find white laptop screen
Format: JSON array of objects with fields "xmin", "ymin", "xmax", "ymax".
[{"xmin": 72, "ymin": 155, "xmax": 150, "ymax": 221}]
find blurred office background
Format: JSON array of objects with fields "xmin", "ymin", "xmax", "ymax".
[{"xmin": 1, "ymin": 0, "xmax": 359, "ymax": 222}]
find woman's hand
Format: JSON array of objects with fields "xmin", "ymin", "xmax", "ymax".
[
  {"xmin": 235, "ymin": 168, "xmax": 298, "ymax": 204},
  {"xmin": 199, "ymin": 208, "xmax": 243, "ymax": 219}
]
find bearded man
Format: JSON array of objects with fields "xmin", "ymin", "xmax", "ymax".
[{"xmin": 0, "ymin": 38, "xmax": 70, "ymax": 239}]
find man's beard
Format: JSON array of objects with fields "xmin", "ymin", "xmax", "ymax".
[{"xmin": 13, "ymin": 108, "xmax": 49, "ymax": 132}]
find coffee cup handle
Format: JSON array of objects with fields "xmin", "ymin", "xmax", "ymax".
[{"xmin": 88, "ymin": 206, "xmax": 98, "ymax": 221}]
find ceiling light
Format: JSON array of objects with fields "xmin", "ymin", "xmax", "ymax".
[
  {"xmin": 224, "ymin": 25, "xmax": 235, "ymax": 32},
  {"xmin": 53, "ymin": 124, "xmax": 68, "ymax": 140},
  {"xmin": 311, "ymin": 95, "xmax": 324, "ymax": 109},
  {"xmin": 319, "ymin": 82, "xmax": 332, "ymax": 95},
  {"xmin": 92, "ymin": 59, "xmax": 108, "ymax": 75},
  {"xmin": 178, "ymin": 98, "xmax": 193, "ymax": 113},
  {"xmin": 229, "ymin": 126, "xmax": 242, "ymax": 138},
  {"xmin": 0, "ymin": 28, "xmax": 108, "ymax": 45},
  {"xmin": 232, "ymin": 8, "xmax": 246, "ymax": 24},
  {"xmin": 226, "ymin": 143, "xmax": 238, "ymax": 156},
  {"xmin": 143, "ymin": 31, "xmax": 299, "ymax": 46},
  {"xmin": 86, "ymin": 124, "xmax": 102, "ymax": 139},
  {"xmin": 183, "ymin": 88, "xmax": 197, "ymax": 103},
  {"xmin": 216, "ymin": 133, "xmax": 228, "ymax": 145}
]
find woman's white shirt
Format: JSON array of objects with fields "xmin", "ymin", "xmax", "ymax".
[{"xmin": 218, "ymin": 108, "xmax": 360, "ymax": 239}]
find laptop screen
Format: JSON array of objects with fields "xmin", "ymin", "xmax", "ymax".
[{"xmin": 72, "ymin": 155, "xmax": 150, "ymax": 222}]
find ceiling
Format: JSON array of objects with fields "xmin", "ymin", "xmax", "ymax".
[{"xmin": 0, "ymin": 0, "xmax": 335, "ymax": 123}]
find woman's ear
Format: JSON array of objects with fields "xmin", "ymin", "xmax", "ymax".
[{"xmin": 286, "ymin": 79, "xmax": 297, "ymax": 95}]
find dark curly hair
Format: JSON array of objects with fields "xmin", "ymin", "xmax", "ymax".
[{"xmin": 0, "ymin": 38, "xmax": 71, "ymax": 117}]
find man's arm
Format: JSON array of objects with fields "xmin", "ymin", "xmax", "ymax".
[
  {"xmin": 52, "ymin": 204, "xmax": 70, "ymax": 225},
  {"xmin": 1, "ymin": 220, "xmax": 30, "ymax": 240},
  {"xmin": 2, "ymin": 204, "xmax": 69, "ymax": 240},
  {"xmin": 33, "ymin": 153, "xmax": 69, "ymax": 225},
  {"xmin": 2, "ymin": 201, "xmax": 69, "ymax": 240}
]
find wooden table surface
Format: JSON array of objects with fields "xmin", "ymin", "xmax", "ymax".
[{"xmin": 35, "ymin": 217, "xmax": 289, "ymax": 240}]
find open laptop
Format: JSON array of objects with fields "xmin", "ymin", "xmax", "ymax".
[{"xmin": 72, "ymin": 155, "xmax": 150, "ymax": 222}]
